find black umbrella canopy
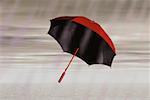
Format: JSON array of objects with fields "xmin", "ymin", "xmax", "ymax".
[
  {"xmin": 48, "ymin": 16, "xmax": 116, "ymax": 83},
  {"xmin": 48, "ymin": 16, "xmax": 116, "ymax": 66}
]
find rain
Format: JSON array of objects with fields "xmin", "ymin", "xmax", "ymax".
[{"xmin": 0, "ymin": 0, "xmax": 149, "ymax": 100}]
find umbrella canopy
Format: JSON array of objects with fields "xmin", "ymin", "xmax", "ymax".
[{"xmin": 48, "ymin": 16, "xmax": 116, "ymax": 83}]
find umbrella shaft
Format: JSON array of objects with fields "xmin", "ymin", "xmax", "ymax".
[
  {"xmin": 58, "ymin": 48, "xmax": 79, "ymax": 83},
  {"xmin": 65, "ymin": 48, "xmax": 79, "ymax": 72}
]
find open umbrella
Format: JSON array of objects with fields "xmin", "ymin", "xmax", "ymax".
[{"xmin": 48, "ymin": 16, "xmax": 116, "ymax": 83}]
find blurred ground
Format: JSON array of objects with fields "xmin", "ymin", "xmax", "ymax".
[{"xmin": 0, "ymin": 0, "xmax": 149, "ymax": 100}]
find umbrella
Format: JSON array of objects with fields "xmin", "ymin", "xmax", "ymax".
[{"xmin": 48, "ymin": 16, "xmax": 116, "ymax": 83}]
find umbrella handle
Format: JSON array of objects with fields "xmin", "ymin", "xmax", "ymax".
[
  {"xmin": 58, "ymin": 71, "xmax": 65, "ymax": 83},
  {"xmin": 58, "ymin": 48, "xmax": 79, "ymax": 83}
]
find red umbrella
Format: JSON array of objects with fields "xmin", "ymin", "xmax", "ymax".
[{"xmin": 48, "ymin": 16, "xmax": 116, "ymax": 83}]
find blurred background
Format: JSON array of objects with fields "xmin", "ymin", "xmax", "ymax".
[{"xmin": 0, "ymin": 0, "xmax": 149, "ymax": 100}]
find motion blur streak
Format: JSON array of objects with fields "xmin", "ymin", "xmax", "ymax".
[{"xmin": 0, "ymin": 0, "xmax": 149, "ymax": 100}]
